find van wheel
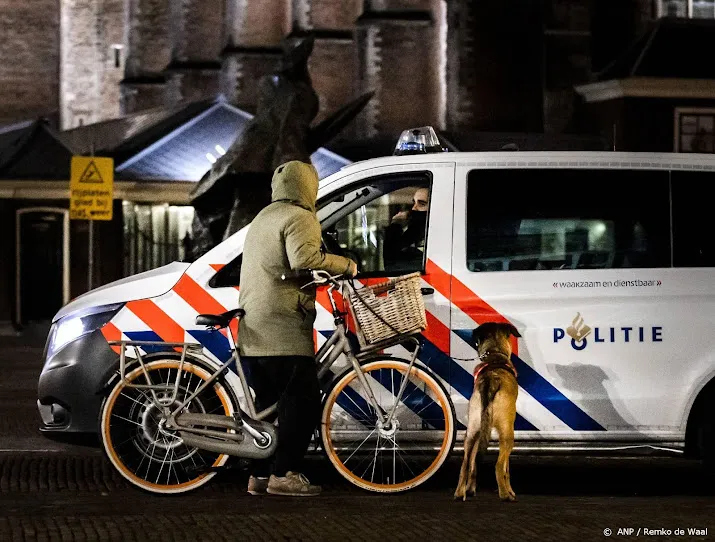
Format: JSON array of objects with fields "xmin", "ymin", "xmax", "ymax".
[{"xmin": 697, "ymin": 414, "xmax": 715, "ymax": 473}]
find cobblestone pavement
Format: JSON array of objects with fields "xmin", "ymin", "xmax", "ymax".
[{"xmin": 1, "ymin": 327, "xmax": 714, "ymax": 542}]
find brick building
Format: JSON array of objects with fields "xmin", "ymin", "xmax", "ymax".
[{"xmin": 1, "ymin": 0, "xmax": 686, "ymax": 146}]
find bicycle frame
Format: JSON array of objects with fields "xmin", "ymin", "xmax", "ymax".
[
  {"xmin": 226, "ymin": 278, "xmax": 422, "ymax": 428},
  {"xmin": 109, "ymin": 276, "xmax": 422, "ymax": 442}
]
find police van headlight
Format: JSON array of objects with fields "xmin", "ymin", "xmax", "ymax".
[
  {"xmin": 46, "ymin": 303, "xmax": 124, "ymax": 359},
  {"xmin": 393, "ymin": 126, "xmax": 448, "ymax": 156}
]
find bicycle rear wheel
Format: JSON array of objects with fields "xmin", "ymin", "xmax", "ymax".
[
  {"xmin": 321, "ymin": 357, "xmax": 456, "ymax": 493},
  {"xmin": 100, "ymin": 360, "xmax": 237, "ymax": 494}
]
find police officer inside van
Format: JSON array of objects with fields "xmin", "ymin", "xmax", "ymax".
[{"xmin": 383, "ymin": 186, "xmax": 430, "ymax": 272}]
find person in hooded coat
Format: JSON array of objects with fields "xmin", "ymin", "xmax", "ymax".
[{"xmin": 238, "ymin": 160, "xmax": 357, "ymax": 496}]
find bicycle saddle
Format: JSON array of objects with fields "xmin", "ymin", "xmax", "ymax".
[{"xmin": 195, "ymin": 308, "xmax": 245, "ymax": 329}]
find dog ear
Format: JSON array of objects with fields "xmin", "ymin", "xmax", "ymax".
[
  {"xmin": 503, "ymin": 323, "xmax": 521, "ymax": 338},
  {"xmin": 471, "ymin": 326, "xmax": 485, "ymax": 346}
]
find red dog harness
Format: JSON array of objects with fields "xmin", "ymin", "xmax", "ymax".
[{"xmin": 473, "ymin": 357, "xmax": 518, "ymax": 381}]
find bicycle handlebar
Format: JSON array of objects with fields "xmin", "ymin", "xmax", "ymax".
[
  {"xmin": 280, "ymin": 269, "xmax": 315, "ymax": 282},
  {"xmin": 280, "ymin": 269, "xmax": 344, "ymax": 288}
]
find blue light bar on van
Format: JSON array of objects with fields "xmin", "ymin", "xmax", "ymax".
[{"xmin": 393, "ymin": 126, "xmax": 448, "ymax": 156}]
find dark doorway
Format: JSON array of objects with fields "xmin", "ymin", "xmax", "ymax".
[{"xmin": 17, "ymin": 209, "xmax": 68, "ymax": 323}]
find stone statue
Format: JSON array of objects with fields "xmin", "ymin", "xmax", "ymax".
[{"xmin": 188, "ymin": 34, "xmax": 373, "ymax": 259}]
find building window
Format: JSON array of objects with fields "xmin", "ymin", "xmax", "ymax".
[
  {"xmin": 122, "ymin": 202, "xmax": 195, "ymax": 276},
  {"xmin": 675, "ymin": 108, "xmax": 715, "ymax": 153},
  {"xmin": 466, "ymin": 169, "xmax": 671, "ymax": 272},
  {"xmin": 656, "ymin": 0, "xmax": 715, "ymax": 18}
]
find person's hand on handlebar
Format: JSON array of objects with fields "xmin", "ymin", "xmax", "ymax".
[{"xmin": 346, "ymin": 259, "xmax": 359, "ymax": 278}]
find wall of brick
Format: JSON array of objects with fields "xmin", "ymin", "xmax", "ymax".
[
  {"xmin": 168, "ymin": 0, "xmax": 225, "ymax": 104},
  {"xmin": 4, "ymin": 0, "xmax": 639, "ymax": 141},
  {"xmin": 60, "ymin": 0, "xmax": 98, "ymax": 128},
  {"xmin": 445, "ymin": 0, "xmax": 473, "ymax": 133},
  {"xmin": 120, "ymin": 82, "xmax": 169, "ymax": 114},
  {"xmin": 226, "ymin": 0, "xmax": 289, "ymax": 47},
  {"xmin": 0, "ymin": 0, "xmax": 59, "ymax": 125},
  {"xmin": 543, "ymin": 0, "xmax": 592, "ymax": 133},
  {"xmin": 168, "ymin": 70, "xmax": 222, "ymax": 104},
  {"xmin": 176, "ymin": 0, "xmax": 225, "ymax": 61},
  {"xmin": 121, "ymin": 0, "xmax": 172, "ymax": 113},
  {"xmin": 221, "ymin": 51, "xmax": 283, "ymax": 112},
  {"xmin": 358, "ymin": 16, "xmax": 441, "ymax": 138},
  {"xmin": 446, "ymin": 0, "xmax": 544, "ymax": 134},
  {"xmin": 60, "ymin": 0, "xmax": 127, "ymax": 129},
  {"xmin": 126, "ymin": 0, "xmax": 171, "ymax": 75},
  {"xmin": 99, "ymin": 0, "xmax": 129, "ymax": 122},
  {"xmin": 307, "ymin": 0, "xmax": 362, "ymax": 30},
  {"xmin": 309, "ymin": 38, "xmax": 359, "ymax": 137},
  {"xmin": 370, "ymin": 0, "xmax": 433, "ymax": 10}
]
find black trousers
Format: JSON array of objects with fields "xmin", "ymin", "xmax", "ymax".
[{"xmin": 242, "ymin": 355, "xmax": 321, "ymax": 478}]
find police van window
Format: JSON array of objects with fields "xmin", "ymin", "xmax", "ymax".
[
  {"xmin": 671, "ymin": 171, "xmax": 715, "ymax": 267},
  {"xmin": 466, "ymin": 169, "xmax": 670, "ymax": 272},
  {"xmin": 209, "ymin": 254, "xmax": 242, "ymax": 287},
  {"xmin": 319, "ymin": 174, "xmax": 432, "ymax": 276}
]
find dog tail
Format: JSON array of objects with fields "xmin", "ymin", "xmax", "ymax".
[{"xmin": 477, "ymin": 376, "xmax": 500, "ymax": 456}]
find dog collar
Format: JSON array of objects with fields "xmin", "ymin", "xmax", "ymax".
[{"xmin": 473, "ymin": 358, "xmax": 518, "ymax": 380}]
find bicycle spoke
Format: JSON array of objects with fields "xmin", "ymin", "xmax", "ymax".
[
  {"xmin": 111, "ymin": 413, "xmax": 143, "ymax": 428},
  {"xmin": 155, "ymin": 437, "xmax": 173, "ymax": 484},
  {"xmin": 184, "ymin": 373, "xmax": 193, "ymax": 405},
  {"xmin": 344, "ymin": 387, "xmax": 374, "ymax": 422},
  {"xmin": 119, "ymin": 391, "xmax": 149, "ymax": 409},
  {"xmin": 144, "ymin": 433, "xmax": 160, "ymax": 480},
  {"xmin": 323, "ymin": 360, "xmax": 454, "ymax": 492},
  {"xmin": 168, "ymin": 445, "xmax": 177, "ymax": 485},
  {"xmin": 104, "ymin": 361, "xmax": 241, "ymax": 491},
  {"xmin": 370, "ymin": 435, "xmax": 380, "ymax": 483},
  {"xmin": 342, "ymin": 428, "xmax": 377, "ymax": 464},
  {"xmin": 393, "ymin": 433, "xmax": 397, "ymax": 484}
]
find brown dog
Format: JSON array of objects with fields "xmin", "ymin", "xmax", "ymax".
[{"xmin": 454, "ymin": 322, "xmax": 520, "ymax": 502}]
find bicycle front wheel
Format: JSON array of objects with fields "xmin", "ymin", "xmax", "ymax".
[{"xmin": 321, "ymin": 357, "xmax": 456, "ymax": 493}]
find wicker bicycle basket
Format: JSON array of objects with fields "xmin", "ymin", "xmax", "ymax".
[{"xmin": 346, "ymin": 272, "xmax": 427, "ymax": 349}]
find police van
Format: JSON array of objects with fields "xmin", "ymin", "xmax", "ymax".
[{"xmin": 38, "ymin": 127, "xmax": 715, "ymax": 468}]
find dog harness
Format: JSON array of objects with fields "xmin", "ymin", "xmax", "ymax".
[{"xmin": 473, "ymin": 356, "xmax": 518, "ymax": 381}]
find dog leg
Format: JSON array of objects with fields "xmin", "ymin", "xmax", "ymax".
[
  {"xmin": 454, "ymin": 397, "xmax": 481, "ymax": 501},
  {"xmin": 466, "ymin": 430, "xmax": 481, "ymax": 496},
  {"xmin": 454, "ymin": 431, "xmax": 475, "ymax": 501},
  {"xmin": 494, "ymin": 410, "xmax": 517, "ymax": 502}
]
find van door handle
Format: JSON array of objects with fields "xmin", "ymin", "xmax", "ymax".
[{"xmin": 421, "ymin": 287, "xmax": 434, "ymax": 296}]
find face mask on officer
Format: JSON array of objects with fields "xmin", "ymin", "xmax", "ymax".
[{"xmin": 407, "ymin": 187, "xmax": 429, "ymax": 229}]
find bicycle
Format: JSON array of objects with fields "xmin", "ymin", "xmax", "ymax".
[{"xmin": 100, "ymin": 270, "xmax": 456, "ymax": 494}]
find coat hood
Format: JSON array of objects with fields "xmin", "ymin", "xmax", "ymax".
[{"xmin": 271, "ymin": 160, "xmax": 319, "ymax": 212}]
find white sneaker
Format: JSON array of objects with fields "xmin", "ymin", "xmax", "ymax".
[{"xmin": 266, "ymin": 471, "xmax": 321, "ymax": 496}]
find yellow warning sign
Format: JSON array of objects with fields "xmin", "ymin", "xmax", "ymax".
[{"xmin": 70, "ymin": 156, "xmax": 114, "ymax": 220}]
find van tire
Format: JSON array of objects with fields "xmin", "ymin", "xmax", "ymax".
[
  {"xmin": 697, "ymin": 415, "xmax": 715, "ymax": 472},
  {"xmin": 688, "ymin": 386, "xmax": 715, "ymax": 474}
]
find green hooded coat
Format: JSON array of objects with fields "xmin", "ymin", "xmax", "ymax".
[{"xmin": 237, "ymin": 161, "xmax": 354, "ymax": 357}]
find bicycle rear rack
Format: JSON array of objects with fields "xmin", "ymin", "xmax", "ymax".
[{"xmin": 108, "ymin": 339, "xmax": 205, "ymax": 406}]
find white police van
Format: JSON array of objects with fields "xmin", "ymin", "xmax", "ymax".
[{"xmin": 38, "ymin": 127, "xmax": 715, "ymax": 468}]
